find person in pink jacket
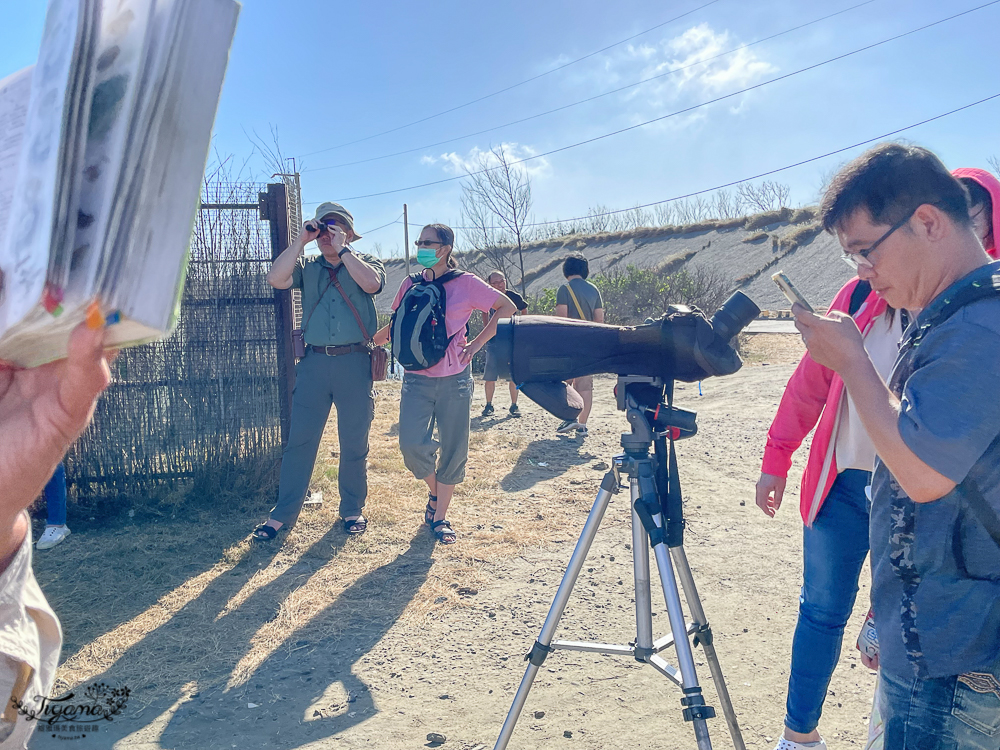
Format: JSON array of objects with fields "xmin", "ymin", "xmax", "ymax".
[{"xmin": 756, "ymin": 276, "xmax": 904, "ymax": 750}]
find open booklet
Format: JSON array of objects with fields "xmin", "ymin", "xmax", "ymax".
[{"xmin": 0, "ymin": 0, "xmax": 239, "ymax": 368}]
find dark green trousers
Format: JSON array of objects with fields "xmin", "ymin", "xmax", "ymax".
[{"xmin": 270, "ymin": 349, "xmax": 374, "ymax": 526}]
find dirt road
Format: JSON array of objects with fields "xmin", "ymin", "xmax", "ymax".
[{"xmin": 33, "ymin": 346, "xmax": 878, "ymax": 750}]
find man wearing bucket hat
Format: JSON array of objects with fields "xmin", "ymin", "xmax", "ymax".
[{"xmin": 254, "ymin": 202, "xmax": 386, "ymax": 540}]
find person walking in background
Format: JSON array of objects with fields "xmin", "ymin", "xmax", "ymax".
[
  {"xmin": 253, "ymin": 202, "xmax": 385, "ymax": 541},
  {"xmin": 481, "ymin": 271, "xmax": 528, "ymax": 418},
  {"xmin": 795, "ymin": 143, "xmax": 1000, "ymax": 750},
  {"xmin": 36, "ymin": 462, "xmax": 70, "ymax": 550},
  {"xmin": 374, "ymin": 224, "xmax": 516, "ymax": 544},
  {"xmin": 756, "ymin": 270, "xmax": 903, "ymax": 750},
  {"xmin": 554, "ymin": 253, "xmax": 604, "ymax": 437}
]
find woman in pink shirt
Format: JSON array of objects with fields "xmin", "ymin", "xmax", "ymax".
[{"xmin": 375, "ymin": 224, "xmax": 516, "ymax": 544}]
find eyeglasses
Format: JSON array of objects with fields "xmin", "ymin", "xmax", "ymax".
[
  {"xmin": 414, "ymin": 240, "xmax": 443, "ymax": 247},
  {"xmin": 841, "ymin": 208, "xmax": 916, "ymax": 270}
]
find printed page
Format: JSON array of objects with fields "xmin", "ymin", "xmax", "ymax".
[
  {"xmin": 111, "ymin": 0, "xmax": 240, "ymax": 331},
  {"xmin": 48, "ymin": 0, "xmax": 99, "ymax": 288},
  {"xmin": 0, "ymin": 66, "xmax": 33, "ymax": 315},
  {"xmin": 61, "ymin": 0, "xmax": 155, "ymax": 307},
  {"xmin": 0, "ymin": 0, "xmax": 82, "ymax": 334},
  {"xmin": 95, "ymin": 0, "xmax": 183, "ymax": 299}
]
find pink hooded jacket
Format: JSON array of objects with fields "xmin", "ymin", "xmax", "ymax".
[
  {"xmin": 760, "ymin": 278, "xmax": 887, "ymax": 526},
  {"xmin": 761, "ymin": 167, "xmax": 998, "ymax": 526},
  {"xmin": 952, "ymin": 167, "xmax": 1000, "ymax": 259}
]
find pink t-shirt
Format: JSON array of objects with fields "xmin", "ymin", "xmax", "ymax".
[{"xmin": 391, "ymin": 271, "xmax": 502, "ymax": 377}]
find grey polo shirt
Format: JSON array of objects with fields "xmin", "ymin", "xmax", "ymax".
[
  {"xmin": 556, "ymin": 278, "xmax": 603, "ymax": 321},
  {"xmin": 870, "ymin": 262, "xmax": 1000, "ymax": 679},
  {"xmin": 292, "ymin": 253, "xmax": 385, "ymax": 346}
]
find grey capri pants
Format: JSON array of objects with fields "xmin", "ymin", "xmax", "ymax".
[{"xmin": 398, "ymin": 367, "xmax": 474, "ymax": 485}]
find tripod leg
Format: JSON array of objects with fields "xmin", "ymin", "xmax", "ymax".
[
  {"xmin": 671, "ymin": 546, "xmax": 746, "ymax": 750},
  {"xmin": 651, "ymin": 540, "xmax": 714, "ymax": 750},
  {"xmin": 631, "ymin": 483, "xmax": 655, "ymax": 659},
  {"xmin": 494, "ymin": 473, "xmax": 619, "ymax": 750}
]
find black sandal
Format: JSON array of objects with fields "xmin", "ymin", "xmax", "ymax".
[
  {"xmin": 424, "ymin": 494, "xmax": 438, "ymax": 525},
  {"xmin": 252, "ymin": 524, "xmax": 278, "ymax": 541},
  {"xmin": 344, "ymin": 516, "xmax": 368, "ymax": 536},
  {"xmin": 430, "ymin": 519, "xmax": 456, "ymax": 545}
]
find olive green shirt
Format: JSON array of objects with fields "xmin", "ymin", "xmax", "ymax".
[{"xmin": 292, "ymin": 253, "xmax": 385, "ymax": 346}]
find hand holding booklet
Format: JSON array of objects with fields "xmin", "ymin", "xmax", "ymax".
[{"xmin": 0, "ymin": 0, "xmax": 239, "ymax": 368}]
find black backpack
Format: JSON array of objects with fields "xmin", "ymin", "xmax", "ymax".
[{"xmin": 390, "ymin": 270, "xmax": 464, "ymax": 371}]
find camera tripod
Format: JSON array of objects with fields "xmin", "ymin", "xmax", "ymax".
[{"xmin": 494, "ymin": 377, "xmax": 745, "ymax": 750}]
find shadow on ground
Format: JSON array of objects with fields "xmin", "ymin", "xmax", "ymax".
[
  {"xmin": 31, "ymin": 508, "xmax": 276, "ymax": 663},
  {"xmin": 33, "ymin": 528, "xmax": 433, "ymax": 750},
  {"xmin": 500, "ymin": 437, "xmax": 599, "ymax": 492}
]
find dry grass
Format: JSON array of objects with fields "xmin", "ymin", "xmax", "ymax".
[
  {"xmin": 778, "ymin": 220, "xmax": 823, "ymax": 250},
  {"xmin": 42, "ymin": 380, "xmax": 601, "ymax": 706},
  {"xmin": 742, "ymin": 231, "xmax": 769, "ymax": 243}
]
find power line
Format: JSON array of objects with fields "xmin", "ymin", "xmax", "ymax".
[
  {"xmin": 321, "ymin": 2, "xmax": 999, "ymax": 204},
  {"xmin": 358, "ymin": 216, "xmax": 403, "ymax": 235},
  {"xmin": 400, "ymin": 93, "xmax": 999, "ymax": 230},
  {"xmin": 304, "ymin": 1, "xmax": 877, "ymax": 174},
  {"xmin": 295, "ymin": 0, "xmax": 721, "ymax": 158}
]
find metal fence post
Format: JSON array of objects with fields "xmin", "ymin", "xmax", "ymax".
[{"xmin": 260, "ymin": 183, "xmax": 295, "ymax": 448}]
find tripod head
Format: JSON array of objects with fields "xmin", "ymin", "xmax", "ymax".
[{"xmin": 615, "ymin": 376, "xmax": 697, "ymax": 456}]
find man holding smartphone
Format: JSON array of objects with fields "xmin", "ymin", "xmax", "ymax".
[
  {"xmin": 253, "ymin": 202, "xmax": 385, "ymax": 540},
  {"xmin": 793, "ymin": 144, "xmax": 1000, "ymax": 750}
]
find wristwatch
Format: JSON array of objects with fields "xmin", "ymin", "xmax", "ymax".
[{"xmin": 338, "ymin": 246, "xmax": 352, "ymax": 259}]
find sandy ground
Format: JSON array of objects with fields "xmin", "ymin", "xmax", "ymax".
[{"xmin": 31, "ymin": 335, "xmax": 880, "ymax": 750}]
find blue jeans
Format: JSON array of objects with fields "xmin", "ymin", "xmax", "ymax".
[
  {"xmin": 880, "ymin": 663, "xmax": 1000, "ymax": 749},
  {"xmin": 44, "ymin": 462, "xmax": 67, "ymax": 526},
  {"xmin": 785, "ymin": 469, "xmax": 871, "ymax": 734}
]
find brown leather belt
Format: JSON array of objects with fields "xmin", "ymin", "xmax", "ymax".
[{"xmin": 310, "ymin": 343, "xmax": 370, "ymax": 356}]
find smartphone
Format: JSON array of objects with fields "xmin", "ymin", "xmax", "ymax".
[{"xmin": 771, "ymin": 271, "xmax": 814, "ymax": 313}]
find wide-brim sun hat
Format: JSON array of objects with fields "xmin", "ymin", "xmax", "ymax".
[{"xmin": 313, "ymin": 201, "xmax": 361, "ymax": 240}]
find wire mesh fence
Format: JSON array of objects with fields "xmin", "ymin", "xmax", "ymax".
[{"xmin": 65, "ymin": 182, "xmax": 286, "ymax": 512}]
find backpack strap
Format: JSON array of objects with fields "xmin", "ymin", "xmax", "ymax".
[
  {"xmin": 848, "ymin": 279, "xmax": 871, "ymax": 316},
  {"xmin": 912, "ymin": 269, "xmax": 1000, "ymax": 340},
  {"xmin": 962, "ymin": 476, "xmax": 1000, "ymax": 549},
  {"xmin": 564, "ymin": 282, "xmax": 587, "ymax": 320},
  {"xmin": 899, "ymin": 267, "xmax": 1000, "ymax": 550}
]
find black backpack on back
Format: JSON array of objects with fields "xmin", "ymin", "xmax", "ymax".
[{"xmin": 390, "ymin": 270, "xmax": 464, "ymax": 371}]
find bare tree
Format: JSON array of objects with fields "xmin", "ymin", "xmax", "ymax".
[
  {"xmin": 988, "ymin": 155, "xmax": 1000, "ymax": 177},
  {"xmin": 460, "ymin": 145, "xmax": 533, "ymax": 294},
  {"xmin": 711, "ymin": 188, "xmax": 746, "ymax": 219},
  {"xmin": 737, "ymin": 180, "xmax": 791, "ymax": 212}
]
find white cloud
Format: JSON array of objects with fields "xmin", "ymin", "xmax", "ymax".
[
  {"xmin": 421, "ymin": 142, "xmax": 551, "ymax": 179},
  {"xmin": 589, "ymin": 24, "xmax": 777, "ymax": 117}
]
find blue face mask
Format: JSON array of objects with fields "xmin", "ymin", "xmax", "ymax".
[{"xmin": 416, "ymin": 248, "xmax": 439, "ymax": 268}]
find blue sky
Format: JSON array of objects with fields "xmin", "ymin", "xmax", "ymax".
[{"xmin": 3, "ymin": 0, "xmax": 999, "ymax": 257}]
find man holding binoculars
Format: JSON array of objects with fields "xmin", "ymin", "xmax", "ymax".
[{"xmin": 254, "ymin": 202, "xmax": 385, "ymax": 541}]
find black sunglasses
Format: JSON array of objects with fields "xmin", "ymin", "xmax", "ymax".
[{"xmin": 414, "ymin": 240, "xmax": 443, "ymax": 247}]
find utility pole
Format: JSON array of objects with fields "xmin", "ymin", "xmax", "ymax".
[{"xmin": 403, "ymin": 203, "xmax": 410, "ymax": 275}]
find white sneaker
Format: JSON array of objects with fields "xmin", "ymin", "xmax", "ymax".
[
  {"xmin": 576, "ymin": 426, "xmax": 589, "ymax": 437},
  {"xmin": 773, "ymin": 738, "xmax": 827, "ymax": 750},
  {"xmin": 36, "ymin": 525, "xmax": 71, "ymax": 550}
]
